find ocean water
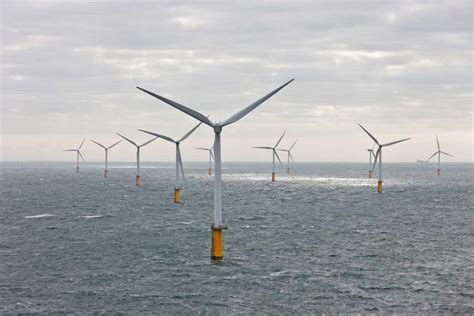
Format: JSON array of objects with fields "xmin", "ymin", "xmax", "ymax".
[{"xmin": 0, "ymin": 161, "xmax": 472, "ymax": 314}]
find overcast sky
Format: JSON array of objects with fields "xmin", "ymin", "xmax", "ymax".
[{"xmin": 1, "ymin": 0, "xmax": 472, "ymax": 163}]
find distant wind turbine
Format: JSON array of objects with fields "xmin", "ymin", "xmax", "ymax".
[
  {"xmin": 278, "ymin": 139, "xmax": 297, "ymax": 174},
  {"xmin": 139, "ymin": 121, "xmax": 204, "ymax": 203},
  {"xmin": 253, "ymin": 131, "xmax": 286, "ymax": 182},
  {"xmin": 137, "ymin": 79, "xmax": 294, "ymax": 260},
  {"xmin": 64, "ymin": 138, "xmax": 86, "ymax": 173},
  {"xmin": 116, "ymin": 133, "xmax": 157, "ymax": 186},
  {"xmin": 89, "ymin": 139, "xmax": 122, "ymax": 178},
  {"xmin": 195, "ymin": 145, "xmax": 215, "ymax": 175},
  {"xmin": 358, "ymin": 124, "xmax": 410, "ymax": 193},
  {"xmin": 427, "ymin": 135, "xmax": 454, "ymax": 176}
]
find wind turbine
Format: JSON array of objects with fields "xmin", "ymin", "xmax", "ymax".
[
  {"xmin": 195, "ymin": 145, "xmax": 215, "ymax": 176},
  {"xmin": 138, "ymin": 120, "xmax": 204, "ymax": 204},
  {"xmin": 367, "ymin": 144, "xmax": 376, "ymax": 178},
  {"xmin": 427, "ymin": 135, "xmax": 454, "ymax": 176},
  {"xmin": 137, "ymin": 79, "xmax": 294, "ymax": 260},
  {"xmin": 358, "ymin": 124, "xmax": 410, "ymax": 193},
  {"xmin": 63, "ymin": 138, "xmax": 86, "ymax": 173},
  {"xmin": 278, "ymin": 139, "xmax": 297, "ymax": 174},
  {"xmin": 254, "ymin": 131, "xmax": 286, "ymax": 181},
  {"xmin": 89, "ymin": 139, "xmax": 122, "ymax": 178},
  {"xmin": 116, "ymin": 133, "xmax": 157, "ymax": 186}
]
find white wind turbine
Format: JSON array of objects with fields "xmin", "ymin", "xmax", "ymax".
[
  {"xmin": 195, "ymin": 145, "xmax": 215, "ymax": 176},
  {"xmin": 138, "ymin": 120, "xmax": 204, "ymax": 204},
  {"xmin": 137, "ymin": 79, "xmax": 294, "ymax": 260},
  {"xmin": 427, "ymin": 135, "xmax": 454, "ymax": 176},
  {"xmin": 63, "ymin": 138, "xmax": 86, "ymax": 173},
  {"xmin": 89, "ymin": 139, "xmax": 122, "ymax": 178},
  {"xmin": 358, "ymin": 123, "xmax": 410, "ymax": 193},
  {"xmin": 116, "ymin": 133, "xmax": 157, "ymax": 186},
  {"xmin": 278, "ymin": 139, "xmax": 297, "ymax": 174},
  {"xmin": 254, "ymin": 131, "xmax": 286, "ymax": 181}
]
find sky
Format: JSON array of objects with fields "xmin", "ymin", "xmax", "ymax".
[{"xmin": 1, "ymin": 0, "xmax": 472, "ymax": 163}]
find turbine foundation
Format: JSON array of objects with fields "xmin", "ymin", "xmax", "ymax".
[
  {"xmin": 287, "ymin": 167, "xmax": 290, "ymax": 174},
  {"xmin": 271, "ymin": 172, "xmax": 276, "ymax": 182},
  {"xmin": 135, "ymin": 175, "xmax": 142, "ymax": 186},
  {"xmin": 76, "ymin": 167, "xmax": 79, "ymax": 173},
  {"xmin": 377, "ymin": 180, "xmax": 383, "ymax": 193},
  {"xmin": 104, "ymin": 169, "xmax": 108, "ymax": 178},
  {"xmin": 174, "ymin": 187, "xmax": 181, "ymax": 204},
  {"xmin": 437, "ymin": 168, "xmax": 441, "ymax": 176},
  {"xmin": 368, "ymin": 170, "xmax": 373, "ymax": 178},
  {"xmin": 208, "ymin": 168, "xmax": 212, "ymax": 176},
  {"xmin": 211, "ymin": 225, "xmax": 223, "ymax": 261}
]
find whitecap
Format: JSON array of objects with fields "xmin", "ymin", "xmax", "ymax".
[
  {"xmin": 24, "ymin": 214, "xmax": 54, "ymax": 219},
  {"xmin": 78, "ymin": 215, "xmax": 104, "ymax": 219}
]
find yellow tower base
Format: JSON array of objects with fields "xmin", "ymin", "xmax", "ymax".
[
  {"xmin": 437, "ymin": 169, "xmax": 441, "ymax": 176},
  {"xmin": 174, "ymin": 187, "xmax": 181, "ymax": 204},
  {"xmin": 368, "ymin": 170, "xmax": 373, "ymax": 178},
  {"xmin": 208, "ymin": 168, "xmax": 212, "ymax": 176},
  {"xmin": 377, "ymin": 180, "xmax": 383, "ymax": 193},
  {"xmin": 211, "ymin": 226, "xmax": 223, "ymax": 260},
  {"xmin": 135, "ymin": 175, "xmax": 141, "ymax": 186},
  {"xmin": 104, "ymin": 169, "xmax": 108, "ymax": 178},
  {"xmin": 271, "ymin": 172, "xmax": 276, "ymax": 182}
]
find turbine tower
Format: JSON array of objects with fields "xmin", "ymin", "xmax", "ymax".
[
  {"xmin": 254, "ymin": 131, "xmax": 286, "ymax": 181},
  {"xmin": 358, "ymin": 124, "xmax": 410, "ymax": 193},
  {"xmin": 89, "ymin": 139, "xmax": 122, "ymax": 177},
  {"xmin": 63, "ymin": 138, "xmax": 86, "ymax": 173},
  {"xmin": 137, "ymin": 79, "xmax": 294, "ymax": 260},
  {"xmin": 138, "ymin": 121, "xmax": 204, "ymax": 204},
  {"xmin": 116, "ymin": 133, "xmax": 157, "ymax": 186},
  {"xmin": 427, "ymin": 135, "xmax": 454, "ymax": 176},
  {"xmin": 195, "ymin": 146, "xmax": 215, "ymax": 175},
  {"xmin": 278, "ymin": 139, "xmax": 298, "ymax": 174}
]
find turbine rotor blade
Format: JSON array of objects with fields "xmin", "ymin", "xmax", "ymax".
[
  {"xmin": 140, "ymin": 137, "xmax": 158, "ymax": 147},
  {"xmin": 253, "ymin": 146, "xmax": 273, "ymax": 150},
  {"xmin": 382, "ymin": 138, "xmax": 411, "ymax": 147},
  {"xmin": 289, "ymin": 139, "xmax": 298, "ymax": 151},
  {"xmin": 372, "ymin": 147, "xmax": 381, "ymax": 171},
  {"xmin": 116, "ymin": 133, "xmax": 138, "ymax": 147},
  {"xmin": 107, "ymin": 140, "xmax": 122, "ymax": 149},
  {"xmin": 195, "ymin": 147, "xmax": 209, "ymax": 151},
  {"xmin": 221, "ymin": 79, "xmax": 294, "ymax": 127},
  {"xmin": 210, "ymin": 150, "xmax": 215, "ymax": 160},
  {"xmin": 274, "ymin": 130, "xmax": 286, "ymax": 148},
  {"xmin": 427, "ymin": 151, "xmax": 438, "ymax": 161},
  {"xmin": 138, "ymin": 129, "xmax": 175, "ymax": 143},
  {"xmin": 289, "ymin": 151, "xmax": 295, "ymax": 163},
  {"xmin": 78, "ymin": 151, "xmax": 86, "ymax": 163},
  {"xmin": 136, "ymin": 87, "xmax": 214, "ymax": 127},
  {"xmin": 178, "ymin": 147, "xmax": 185, "ymax": 180},
  {"xmin": 90, "ymin": 140, "xmax": 106, "ymax": 149},
  {"xmin": 179, "ymin": 120, "xmax": 203, "ymax": 143},
  {"xmin": 358, "ymin": 124, "xmax": 379, "ymax": 145},
  {"xmin": 440, "ymin": 151, "xmax": 454, "ymax": 157},
  {"xmin": 436, "ymin": 135, "xmax": 440, "ymax": 151},
  {"xmin": 78, "ymin": 137, "xmax": 86, "ymax": 150},
  {"xmin": 64, "ymin": 149, "xmax": 76, "ymax": 151},
  {"xmin": 274, "ymin": 149, "xmax": 283, "ymax": 166}
]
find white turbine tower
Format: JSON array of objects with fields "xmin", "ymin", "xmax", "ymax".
[
  {"xmin": 195, "ymin": 146, "xmax": 215, "ymax": 175},
  {"xmin": 138, "ymin": 121, "xmax": 204, "ymax": 204},
  {"xmin": 278, "ymin": 139, "xmax": 297, "ymax": 174},
  {"xmin": 254, "ymin": 131, "xmax": 286, "ymax": 181},
  {"xmin": 89, "ymin": 139, "xmax": 122, "ymax": 178},
  {"xmin": 358, "ymin": 124, "xmax": 410, "ymax": 193},
  {"xmin": 137, "ymin": 79, "xmax": 294, "ymax": 260},
  {"xmin": 116, "ymin": 133, "xmax": 157, "ymax": 186},
  {"xmin": 427, "ymin": 135, "xmax": 454, "ymax": 176},
  {"xmin": 63, "ymin": 138, "xmax": 86, "ymax": 173}
]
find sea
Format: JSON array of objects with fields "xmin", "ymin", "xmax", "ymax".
[{"xmin": 1, "ymin": 161, "xmax": 472, "ymax": 314}]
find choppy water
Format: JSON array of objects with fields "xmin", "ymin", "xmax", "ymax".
[{"xmin": 1, "ymin": 161, "xmax": 473, "ymax": 314}]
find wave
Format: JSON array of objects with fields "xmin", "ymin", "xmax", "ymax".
[{"xmin": 24, "ymin": 214, "xmax": 54, "ymax": 219}]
